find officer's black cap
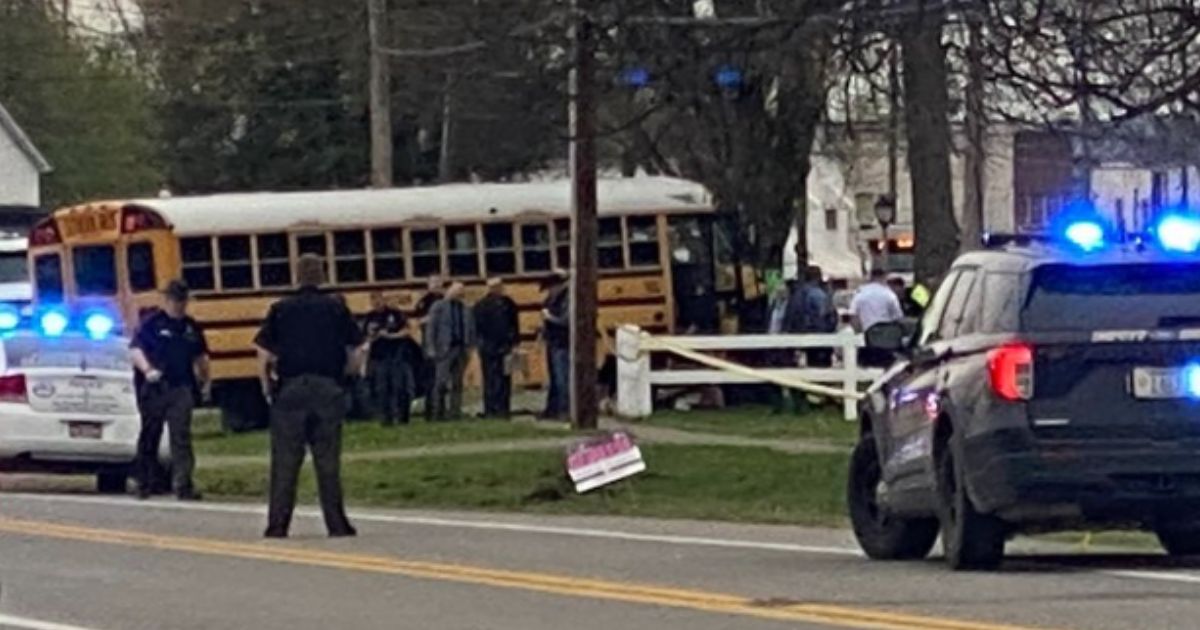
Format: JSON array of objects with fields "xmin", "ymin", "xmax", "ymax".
[{"xmin": 162, "ymin": 279, "xmax": 190, "ymax": 301}]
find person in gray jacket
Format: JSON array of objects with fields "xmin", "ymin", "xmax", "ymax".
[{"xmin": 425, "ymin": 282, "xmax": 475, "ymax": 420}]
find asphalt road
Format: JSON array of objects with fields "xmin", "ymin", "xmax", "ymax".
[{"xmin": 2, "ymin": 492, "xmax": 1200, "ymax": 630}]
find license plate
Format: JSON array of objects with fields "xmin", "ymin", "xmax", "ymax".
[
  {"xmin": 67, "ymin": 422, "xmax": 103, "ymax": 440},
  {"xmin": 1131, "ymin": 367, "xmax": 1187, "ymax": 399}
]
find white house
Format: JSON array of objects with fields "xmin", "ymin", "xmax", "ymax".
[
  {"xmin": 787, "ymin": 123, "xmax": 1018, "ymax": 281},
  {"xmin": 0, "ymin": 102, "xmax": 51, "ymax": 207}
]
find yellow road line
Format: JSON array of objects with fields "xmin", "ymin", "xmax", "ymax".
[{"xmin": 0, "ymin": 517, "xmax": 1051, "ymax": 630}]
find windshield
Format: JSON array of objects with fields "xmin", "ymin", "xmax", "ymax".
[
  {"xmin": 2, "ymin": 333, "xmax": 131, "ymax": 372},
  {"xmin": 1024, "ymin": 263, "xmax": 1200, "ymax": 331},
  {"xmin": 0, "ymin": 251, "xmax": 28, "ymax": 284}
]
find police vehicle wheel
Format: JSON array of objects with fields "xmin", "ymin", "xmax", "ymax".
[
  {"xmin": 96, "ymin": 469, "xmax": 129, "ymax": 495},
  {"xmin": 1155, "ymin": 524, "xmax": 1200, "ymax": 556},
  {"xmin": 937, "ymin": 444, "xmax": 1006, "ymax": 571},
  {"xmin": 848, "ymin": 438, "xmax": 939, "ymax": 560}
]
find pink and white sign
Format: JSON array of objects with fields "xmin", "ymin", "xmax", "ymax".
[{"xmin": 565, "ymin": 431, "xmax": 646, "ymax": 493}]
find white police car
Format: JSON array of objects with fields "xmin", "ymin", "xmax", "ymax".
[{"xmin": 0, "ymin": 305, "xmax": 161, "ymax": 493}]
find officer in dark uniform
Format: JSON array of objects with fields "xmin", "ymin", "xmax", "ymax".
[
  {"xmin": 473, "ymin": 278, "xmax": 519, "ymax": 418},
  {"xmin": 363, "ymin": 291, "xmax": 412, "ymax": 426},
  {"xmin": 254, "ymin": 254, "xmax": 364, "ymax": 538},
  {"xmin": 129, "ymin": 279, "xmax": 209, "ymax": 501}
]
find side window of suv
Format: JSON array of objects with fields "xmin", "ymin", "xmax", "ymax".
[
  {"xmin": 956, "ymin": 272, "xmax": 986, "ymax": 336},
  {"xmin": 938, "ymin": 268, "xmax": 979, "ymax": 340},
  {"xmin": 980, "ymin": 272, "xmax": 1022, "ymax": 333},
  {"xmin": 916, "ymin": 270, "xmax": 962, "ymax": 346}
]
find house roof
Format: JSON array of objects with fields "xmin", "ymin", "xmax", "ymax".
[{"xmin": 0, "ymin": 102, "xmax": 51, "ymax": 174}]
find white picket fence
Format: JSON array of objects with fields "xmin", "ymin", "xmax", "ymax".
[{"xmin": 615, "ymin": 325, "xmax": 885, "ymax": 421}]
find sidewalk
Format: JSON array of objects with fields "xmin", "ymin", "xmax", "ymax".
[{"xmin": 198, "ymin": 417, "xmax": 849, "ymax": 469}]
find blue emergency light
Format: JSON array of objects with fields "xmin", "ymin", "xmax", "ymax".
[
  {"xmin": 0, "ymin": 304, "xmax": 19, "ymax": 332},
  {"xmin": 84, "ymin": 312, "xmax": 116, "ymax": 340},
  {"xmin": 39, "ymin": 309, "xmax": 69, "ymax": 337},
  {"xmin": 1185, "ymin": 364, "xmax": 1200, "ymax": 399},
  {"xmin": 1153, "ymin": 214, "xmax": 1200, "ymax": 253},
  {"xmin": 1063, "ymin": 220, "xmax": 1106, "ymax": 251}
]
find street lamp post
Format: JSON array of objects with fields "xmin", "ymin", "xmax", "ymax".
[{"xmin": 874, "ymin": 194, "xmax": 897, "ymax": 275}]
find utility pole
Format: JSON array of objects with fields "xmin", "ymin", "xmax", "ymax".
[
  {"xmin": 569, "ymin": 0, "xmax": 598, "ymax": 431},
  {"xmin": 881, "ymin": 40, "xmax": 900, "ymax": 274},
  {"xmin": 367, "ymin": 0, "xmax": 393, "ymax": 187}
]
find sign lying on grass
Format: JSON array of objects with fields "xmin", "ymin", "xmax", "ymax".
[{"xmin": 565, "ymin": 431, "xmax": 646, "ymax": 493}]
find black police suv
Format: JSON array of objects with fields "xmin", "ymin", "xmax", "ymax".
[{"xmin": 849, "ymin": 221, "xmax": 1200, "ymax": 570}]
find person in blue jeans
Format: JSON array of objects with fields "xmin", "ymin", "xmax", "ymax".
[{"xmin": 540, "ymin": 270, "xmax": 570, "ymax": 420}]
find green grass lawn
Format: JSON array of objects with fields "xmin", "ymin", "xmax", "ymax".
[
  {"xmin": 197, "ymin": 444, "xmax": 851, "ymax": 527},
  {"xmin": 637, "ymin": 405, "xmax": 858, "ymax": 445},
  {"xmin": 193, "ymin": 413, "xmax": 569, "ymax": 458}
]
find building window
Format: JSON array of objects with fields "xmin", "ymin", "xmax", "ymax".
[
  {"xmin": 854, "ymin": 193, "xmax": 876, "ymax": 227},
  {"xmin": 484, "ymin": 223, "xmax": 516, "ymax": 276},
  {"xmin": 127, "ymin": 242, "xmax": 156, "ymax": 292},
  {"xmin": 371, "ymin": 228, "xmax": 406, "ymax": 281},
  {"xmin": 520, "ymin": 223, "xmax": 551, "ymax": 272},
  {"xmin": 553, "ymin": 219, "xmax": 572, "ymax": 269},
  {"xmin": 825, "ymin": 208, "xmax": 838, "ymax": 231},
  {"xmin": 180, "ymin": 236, "xmax": 215, "ymax": 291},
  {"xmin": 627, "ymin": 216, "xmax": 660, "ymax": 267},
  {"xmin": 598, "ymin": 217, "xmax": 624, "ymax": 269},
  {"xmin": 257, "ymin": 233, "xmax": 291, "ymax": 287},
  {"xmin": 411, "ymin": 228, "xmax": 442, "ymax": 279},
  {"xmin": 333, "ymin": 230, "xmax": 368, "ymax": 284},
  {"xmin": 217, "ymin": 235, "xmax": 253, "ymax": 290}
]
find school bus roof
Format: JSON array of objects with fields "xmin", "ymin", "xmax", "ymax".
[{"xmin": 116, "ymin": 176, "xmax": 713, "ymax": 236}]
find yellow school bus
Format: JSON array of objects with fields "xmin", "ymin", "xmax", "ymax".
[{"xmin": 29, "ymin": 176, "xmax": 748, "ymax": 430}]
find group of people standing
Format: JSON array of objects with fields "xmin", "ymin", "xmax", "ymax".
[
  {"xmin": 126, "ymin": 257, "xmax": 572, "ymax": 541},
  {"xmin": 358, "ymin": 275, "xmax": 522, "ymax": 423}
]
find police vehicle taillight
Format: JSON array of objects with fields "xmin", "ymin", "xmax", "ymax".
[
  {"xmin": 0, "ymin": 374, "xmax": 28, "ymax": 404},
  {"xmin": 988, "ymin": 343, "xmax": 1033, "ymax": 401}
]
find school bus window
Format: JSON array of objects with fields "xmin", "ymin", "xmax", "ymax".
[
  {"xmin": 371, "ymin": 228, "xmax": 406, "ymax": 281},
  {"xmin": 484, "ymin": 223, "xmax": 516, "ymax": 275},
  {"xmin": 217, "ymin": 235, "xmax": 253, "ymax": 290},
  {"xmin": 333, "ymin": 230, "xmax": 368, "ymax": 284},
  {"xmin": 520, "ymin": 223, "xmax": 551, "ymax": 272},
  {"xmin": 257, "ymin": 233, "xmax": 291, "ymax": 287},
  {"xmin": 627, "ymin": 216, "xmax": 660, "ymax": 267},
  {"xmin": 180, "ymin": 237, "xmax": 215, "ymax": 291},
  {"xmin": 295, "ymin": 233, "xmax": 331, "ymax": 283},
  {"xmin": 598, "ymin": 217, "xmax": 624, "ymax": 269},
  {"xmin": 447, "ymin": 225, "xmax": 479, "ymax": 277},
  {"xmin": 554, "ymin": 219, "xmax": 571, "ymax": 268},
  {"xmin": 127, "ymin": 242, "xmax": 156, "ymax": 292},
  {"xmin": 35, "ymin": 254, "xmax": 63, "ymax": 302},
  {"xmin": 411, "ymin": 228, "xmax": 442, "ymax": 278},
  {"xmin": 74, "ymin": 245, "xmax": 118, "ymax": 296}
]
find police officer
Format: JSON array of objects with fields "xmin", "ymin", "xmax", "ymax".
[
  {"xmin": 254, "ymin": 254, "xmax": 364, "ymax": 538},
  {"xmin": 473, "ymin": 278, "xmax": 519, "ymax": 418},
  {"xmin": 364, "ymin": 291, "xmax": 412, "ymax": 426},
  {"xmin": 130, "ymin": 279, "xmax": 209, "ymax": 501}
]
